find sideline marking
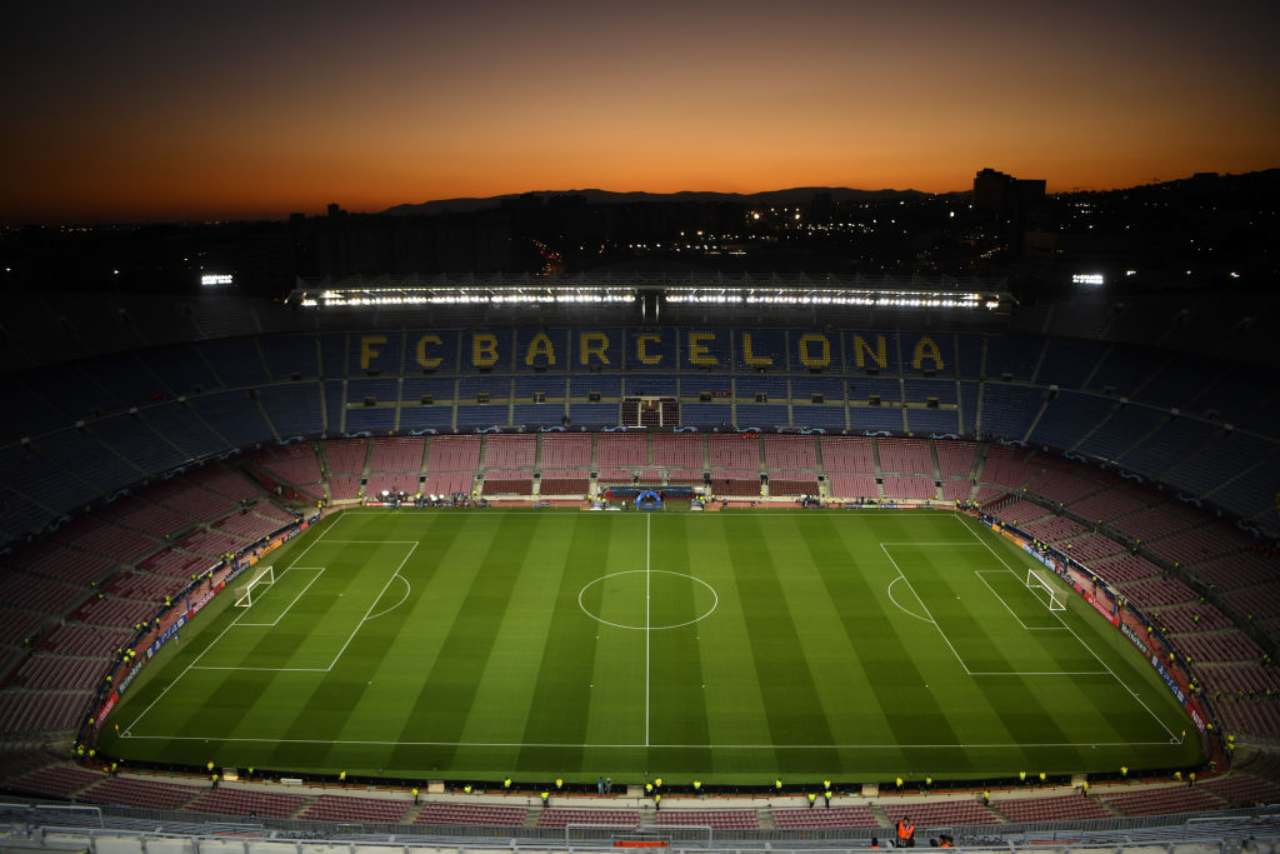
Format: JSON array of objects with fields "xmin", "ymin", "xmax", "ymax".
[
  {"xmin": 237, "ymin": 567, "xmax": 326, "ymax": 628},
  {"xmin": 123, "ymin": 514, "xmax": 340, "ymax": 734},
  {"xmin": 119, "ymin": 733, "xmax": 1181, "ymax": 749},
  {"xmin": 972, "ymin": 569, "xmax": 1066, "ymax": 632},
  {"xmin": 953, "ymin": 514, "xmax": 1182, "ymax": 743}
]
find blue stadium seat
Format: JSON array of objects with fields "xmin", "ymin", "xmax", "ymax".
[
  {"xmin": 513, "ymin": 403, "xmax": 566, "ymax": 428},
  {"xmin": 848, "ymin": 377, "xmax": 902, "ymax": 402},
  {"xmin": 569, "ymin": 403, "xmax": 619, "ymax": 426},
  {"xmin": 791, "ymin": 405, "xmax": 846, "ymax": 430},
  {"xmin": 259, "ymin": 383, "xmax": 323, "ymax": 438},
  {"xmin": 398, "ymin": 405, "xmax": 454, "ymax": 432},
  {"xmin": 199, "ymin": 338, "xmax": 269, "ymax": 388},
  {"xmin": 680, "ymin": 403, "xmax": 732, "ymax": 429},
  {"xmin": 140, "ymin": 344, "xmax": 220, "ymax": 396},
  {"xmin": 191, "ymin": 390, "xmax": 274, "ymax": 448},
  {"xmin": 960, "ymin": 382, "xmax": 980, "ymax": 436},
  {"xmin": 790, "ymin": 376, "xmax": 844, "ymax": 400},
  {"xmin": 1076, "ymin": 403, "xmax": 1168, "ymax": 462},
  {"xmin": 1035, "ymin": 338, "xmax": 1108, "ymax": 389},
  {"xmin": 625, "ymin": 375, "xmax": 677, "ymax": 396},
  {"xmin": 260, "ymin": 335, "xmax": 319, "ymax": 379},
  {"xmin": 1119, "ymin": 417, "xmax": 1215, "ymax": 480},
  {"xmin": 983, "ymin": 335, "xmax": 1044, "ymax": 381},
  {"xmin": 346, "ymin": 378, "xmax": 399, "ymax": 403},
  {"xmin": 851, "ymin": 406, "xmax": 904, "ymax": 432},
  {"xmin": 344, "ymin": 407, "xmax": 396, "ymax": 435},
  {"xmin": 903, "ymin": 378, "xmax": 957, "ymax": 404},
  {"xmin": 456, "ymin": 405, "xmax": 509, "ymax": 429},
  {"xmin": 1028, "ymin": 392, "xmax": 1114, "ymax": 451},
  {"xmin": 735, "ymin": 405, "xmax": 790, "ymax": 429},
  {"xmin": 513, "ymin": 375, "xmax": 566, "ymax": 399},
  {"xmin": 570, "ymin": 375, "xmax": 622, "ymax": 397},
  {"xmin": 90, "ymin": 413, "xmax": 188, "ymax": 475},
  {"xmin": 401, "ymin": 377, "xmax": 457, "ymax": 401},
  {"xmin": 457, "ymin": 376, "xmax": 512, "ymax": 400},
  {"xmin": 980, "ymin": 384, "xmax": 1045, "ymax": 441},
  {"xmin": 1088, "ymin": 346, "xmax": 1167, "ymax": 397},
  {"xmin": 734, "ymin": 375, "xmax": 789, "ymax": 399},
  {"xmin": 907, "ymin": 408, "xmax": 959, "ymax": 435},
  {"xmin": 956, "ymin": 335, "xmax": 984, "ymax": 379},
  {"xmin": 143, "ymin": 402, "xmax": 226, "ymax": 460}
]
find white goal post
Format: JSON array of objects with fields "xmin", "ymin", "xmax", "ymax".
[
  {"xmin": 235, "ymin": 566, "xmax": 275, "ymax": 608},
  {"xmin": 1024, "ymin": 568, "xmax": 1066, "ymax": 612}
]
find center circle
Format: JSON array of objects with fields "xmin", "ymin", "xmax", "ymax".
[{"xmin": 578, "ymin": 570, "xmax": 719, "ymax": 631}]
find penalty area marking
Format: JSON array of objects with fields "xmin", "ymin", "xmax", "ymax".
[
  {"xmin": 886, "ymin": 576, "xmax": 933, "ymax": 624},
  {"xmin": 364, "ymin": 574, "xmax": 412, "ymax": 622},
  {"xmin": 578, "ymin": 570, "xmax": 719, "ymax": 631},
  {"xmin": 236, "ymin": 567, "xmax": 326, "ymax": 628}
]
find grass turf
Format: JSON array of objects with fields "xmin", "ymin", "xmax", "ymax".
[{"xmin": 100, "ymin": 509, "xmax": 1204, "ymax": 784}]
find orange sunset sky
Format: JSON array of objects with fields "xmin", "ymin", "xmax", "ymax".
[{"xmin": 2, "ymin": 0, "xmax": 1278, "ymax": 223}]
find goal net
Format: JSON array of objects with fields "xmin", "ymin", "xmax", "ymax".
[
  {"xmin": 1024, "ymin": 568, "xmax": 1066, "ymax": 612},
  {"xmin": 235, "ymin": 566, "xmax": 275, "ymax": 608}
]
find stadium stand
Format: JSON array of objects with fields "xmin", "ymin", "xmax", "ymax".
[
  {"xmin": 993, "ymin": 793, "xmax": 1113, "ymax": 823},
  {"xmin": 772, "ymin": 805, "xmax": 879, "ymax": 828},
  {"xmin": 301, "ymin": 794, "xmax": 413, "ymax": 823},
  {"xmin": 1101, "ymin": 786, "xmax": 1224, "ymax": 816},
  {"xmin": 416, "ymin": 801, "xmax": 529, "ymax": 826},
  {"xmin": 537, "ymin": 807, "xmax": 642, "ymax": 828}
]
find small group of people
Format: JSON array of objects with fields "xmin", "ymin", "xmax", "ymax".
[{"xmin": 887, "ymin": 818, "xmax": 953, "ymax": 849}]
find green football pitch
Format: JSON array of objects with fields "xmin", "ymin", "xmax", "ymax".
[{"xmin": 101, "ymin": 509, "xmax": 1203, "ymax": 784}]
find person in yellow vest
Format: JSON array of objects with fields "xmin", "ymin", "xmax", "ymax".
[
  {"xmin": 774, "ymin": 778, "xmax": 783, "ymax": 792},
  {"xmin": 339, "ymin": 770, "xmax": 347, "ymax": 784},
  {"xmin": 807, "ymin": 792, "xmax": 816, "ymax": 809},
  {"xmin": 654, "ymin": 793, "xmax": 662, "ymax": 811},
  {"xmin": 1018, "ymin": 771, "xmax": 1027, "ymax": 784},
  {"xmin": 1038, "ymin": 772, "xmax": 1046, "ymax": 784},
  {"xmin": 555, "ymin": 778, "xmax": 564, "ymax": 790},
  {"xmin": 412, "ymin": 787, "xmax": 420, "ymax": 805},
  {"xmin": 896, "ymin": 815, "xmax": 916, "ymax": 848},
  {"xmin": 692, "ymin": 780, "xmax": 703, "ymax": 796},
  {"xmin": 824, "ymin": 789, "xmax": 832, "ymax": 809},
  {"xmin": 982, "ymin": 790, "xmax": 990, "ymax": 807},
  {"xmin": 463, "ymin": 784, "xmax": 473, "ymax": 795},
  {"xmin": 655, "ymin": 777, "xmax": 663, "ymax": 790},
  {"xmin": 540, "ymin": 790, "xmax": 549, "ymax": 807},
  {"xmin": 503, "ymin": 777, "xmax": 512, "ymax": 790}
]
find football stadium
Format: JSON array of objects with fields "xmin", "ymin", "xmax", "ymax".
[{"xmin": 1, "ymin": 279, "xmax": 1278, "ymax": 850}]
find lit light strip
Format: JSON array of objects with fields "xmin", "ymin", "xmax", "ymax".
[
  {"xmin": 663, "ymin": 289, "xmax": 997, "ymax": 309},
  {"xmin": 300, "ymin": 289, "xmax": 637, "ymax": 307}
]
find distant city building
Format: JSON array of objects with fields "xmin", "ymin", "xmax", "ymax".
[{"xmin": 973, "ymin": 168, "xmax": 1045, "ymax": 217}]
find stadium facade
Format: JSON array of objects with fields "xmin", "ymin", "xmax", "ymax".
[{"xmin": 1, "ymin": 279, "xmax": 1278, "ymax": 847}]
